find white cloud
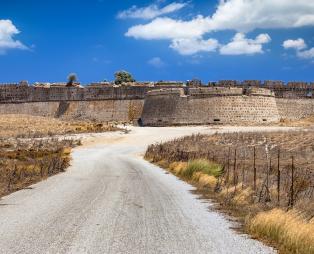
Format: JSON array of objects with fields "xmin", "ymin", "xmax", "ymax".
[
  {"xmin": 148, "ymin": 57, "xmax": 165, "ymax": 67},
  {"xmin": 126, "ymin": 16, "xmax": 210, "ymax": 40},
  {"xmin": 124, "ymin": 1, "xmax": 314, "ymax": 56},
  {"xmin": 117, "ymin": 2, "xmax": 187, "ymax": 20},
  {"xmin": 0, "ymin": 19, "xmax": 28, "ymax": 54},
  {"xmin": 283, "ymin": 38, "xmax": 314, "ymax": 59},
  {"xmin": 126, "ymin": 1, "xmax": 314, "ymax": 40},
  {"xmin": 220, "ymin": 33, "xmax": 271, "ymax": 55},
  {"xmin": 208, "ymin": 0, "xmax": 314, "ymax": 32},
  {"xmin": 170, "ymin": 38, "xmax": 219, "ymax": 55},
  {"xmin": 297, "ymin": 48, "xmax": 314, "ymax": 59},
  {"xmin": 283, "ymin": 38, "xmax": 307, "ymax": 50}
]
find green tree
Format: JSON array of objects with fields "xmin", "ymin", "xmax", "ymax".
[
  {"xmin": 67, "ymin": 73, "xmax": 77, "ymax": 86},
  {"xmin": 114, "ymin": 70, "xmax": 135, "ymax": 85}
]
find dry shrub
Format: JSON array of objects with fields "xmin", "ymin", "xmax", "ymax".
[
  {"xmin": 192, "ymin": 171, "xmax": 202, "ymax": 182},
  {"xmin": 197, "ymin": 173, "xmax": 217, "ymax": 189},
  {"xmin": 169, "ymin": 161, "xmax": 187, "ymax": 175},
  {"xmin": 0, "ymin": 139, "xmax": 75, "ymax": 197},
  {"xmin": 156, "ymin": 160, "xmax": 170, "ymax": 169},
  {"xmin": 248, "ymin": 209, "xmax": 314, "ymax": 254},
  {"xmin": 233, "ymin": 186, "xmax": 254, "ymax": 206}
]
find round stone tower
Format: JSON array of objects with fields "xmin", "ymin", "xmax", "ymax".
[{"xmin": 141, "ymin": 87, "xmax": 280, "ymax": 126}]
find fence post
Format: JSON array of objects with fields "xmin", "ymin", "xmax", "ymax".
[
  {"xmin": 8, "ymin": 173, "xmax": 11, "ymax": 192},
  {"xmin": 253, "ymin": 146, "xmax": 256, "ymax": 191},
  {"xmin": 226, "ymin": 147, "xmax": 230, "ymax": 184},
  {"xmin": 233, "ymin": 148, "xmax": 237, "ymax": 192},
  {"xmin": 265, "ymin": 155, "xmax": 271, "ymax": 202},
  {"xmin": 242, "ymin": 151, "xmax": 246, "ymax": 190},
  {"xmin": 277, "ymin": 148, "xmax": 280, "ymax": 205},
  {"xmin": 290, "ymin": 156, "xmax": 294, "ymax": 208}
]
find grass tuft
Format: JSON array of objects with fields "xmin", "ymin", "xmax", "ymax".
[
  {"xmin": 169, "ymin": 161, "xmax": 187, "ymax": 175},
  {"xmin": 197, "ymin": 173, "xmax": 217, "ymax": 188},
  {"xmin": 248, "ymin": 209, "xmax": 314, "ymax": 254},
  {"xmin": 181, "ymin": 159, "xmax": 222, "ymax": 178}
]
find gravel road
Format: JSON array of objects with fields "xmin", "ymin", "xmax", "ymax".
[{"xmin": 0, "ymin": 126, "xmax": 287, "ymax": 254}]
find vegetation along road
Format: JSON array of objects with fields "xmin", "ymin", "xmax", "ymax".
[{"xmin": 0, "ymin": 126, "xmax": 293, "ymax": 254}]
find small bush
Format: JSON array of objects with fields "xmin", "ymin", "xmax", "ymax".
[{"xmin": 181, "ymin": 159, "xmax": 222, "ymax": 178}]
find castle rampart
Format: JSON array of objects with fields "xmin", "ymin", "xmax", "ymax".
[
  {"xmin": 2, "ymin": 80, "xmax": 314, "ymax": 103},
  {"xmin": 1, "ymin": 80, "xmax": 314, "ymax": 124},
  {"xmin": 0, "ymin": 85, "xmax": 149, "ymax": 103}
]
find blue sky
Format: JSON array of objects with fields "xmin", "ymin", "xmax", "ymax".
[{"xmin": 0, "ymin": 0, "xmax": 314, "ymax": 83}]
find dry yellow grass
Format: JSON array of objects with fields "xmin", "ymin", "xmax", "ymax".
[
  {"xmin": 233, "ymin": 186, "xmax": 254, "ymax": 206},
  {"xmin": 0, "ymin": 139, "xmax": 74, "ymax": 197},
  {"xmin": 167, "ymin": 161, "xmax": 218, "ymax": 189},
  {"xmin": 191, "ymin": 171, "xmax": 202, "ymax": 182},
  {"xmin": 248, "ymin": 209, "xmax": 314, "ymax": 254},
  {"xmin": 0, "ymin": 114, "xmax": 119, "ymax": 138},
  {"xmin": 197, "ymin": 173, "xmax": 217, "ymax": 188},
  {"xmin": 279, "ymin": 115, "xmax": 314, "ymax": 127},
  {"xmin": 168, "ymin": 161, "xmax": 187, "ymax": 175},
  {"xmin": 0, "ymin": 114, "xmax": 107, "ymax": 196}
]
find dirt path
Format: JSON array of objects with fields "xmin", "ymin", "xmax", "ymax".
[{"xmin": 0, "ymin": 126, "xmax": 293, "ymax": 253}]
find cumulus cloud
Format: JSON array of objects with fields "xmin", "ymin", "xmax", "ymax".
[
  {"xmin": 148, "ymin": 57, "xmax": 165, "ymax": 67},
  {"xmin": 123, "ymin": 1, "xmax": 314, "ymax": 56},
  {"xmin": 208, "ymin": 0, "xmax": 314, "ymax": 32},
  {"xmin": 283, "ymin": 38, "xmax": 307, "ymax": 50},
  {"xmin": 220, "ymin": 33, "xmax": 271, "ymax": 55},
  {"xmin": 297, "ymin": 48, "xmax": 314, "ymax": 59},
  {"xmin": 170, "ymin": 38, "xmax": 219, "ymax": 55},
  {"xmin": 283, "ymin": 38, "xmax": 314, "ymax": 59},
  {"xmin": 117, "ymin": 2, "xmax": 187, "ymax": 20},
  {"xmin": 126, "ymin": 16, "xmax": 210, "ymax": 40},
  {"xmin": 0, "ymin": 19, "xmax": 28, "ymax": 54},
  {"xmin": 126, "ymin": 1, "xmax": 314, "ymax": 40}
]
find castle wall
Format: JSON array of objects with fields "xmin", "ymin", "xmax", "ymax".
[
  {"xmin": 0, "ymin": 86, "xmax": 148, "ymax": 102},
  {"xmin": 141, "ymin": 88, "xmax": 279, "ymax": 126},
  {"xmin": 276, "ymin": 98, "xmax": 314, "ymax": 120},
  {"xmin": 0, "ymin": 102, "xmax": 60, "ymax": 117},
  {"xmin": 2, "ymin": 82, "xmax": 314, "ymax": 125},
  {"xmin": 0, "ymin": 100, "xmax": 144, "ymax": 122}
]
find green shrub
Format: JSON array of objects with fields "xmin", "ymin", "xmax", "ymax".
[{"xmin": 182, "ymin": 159, "xmax": 222, "ymax": 178}]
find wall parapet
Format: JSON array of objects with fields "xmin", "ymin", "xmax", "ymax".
[
  {"xmin": 146, "ymin": 88, "xmax": 183, "ymax": 96},
  {"xmin": 146, "ymin": 87, "xmax": 275, "ymax": 98},
  {"xmin": 1, "ymin": 79, "xmax": 314, "ymax": 103},
  {"xmin": 0, "ymin": 85, "xmax": 150, "ymax": 103}
]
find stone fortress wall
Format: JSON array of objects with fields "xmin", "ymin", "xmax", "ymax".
[
  {"xmin": 1, "ymin": 80, "xmax": 314, "ymax": 124},
  {"xmin": 0, "ymin": 82, "xmax": 148, "ymax": 102},
  {"xmin": 0, "ymin": 100, "xmax": 144, "ymax": 123},
  {"xmin": 141, "ymin": 87, "xmax": 280, "ymax": 126},
  {"xmin": 0, "ymin": 82, "xmax": 150, "ymax": 122}
]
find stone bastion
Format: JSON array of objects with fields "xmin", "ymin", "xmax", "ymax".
[{"xmin": 140, "ymin": 87, "xmax": 280, "ymax": 126}]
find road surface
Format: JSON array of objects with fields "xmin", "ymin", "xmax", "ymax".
[{"xmin": 0, "ymin": 126, "xmax": 284, "ymax": 254}]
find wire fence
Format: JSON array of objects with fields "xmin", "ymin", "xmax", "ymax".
[{"xmin": 146, "ymin": 133, "xmax": 314, "ymax": 211}]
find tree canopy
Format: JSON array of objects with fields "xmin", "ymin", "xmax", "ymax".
[
  {"xmin": 114, "ymin": 71, "xmax": 135, "ymax": 85},
  {"xmin": 67, "ymin": 73, "xmax": 77, "ymax": 86}
]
